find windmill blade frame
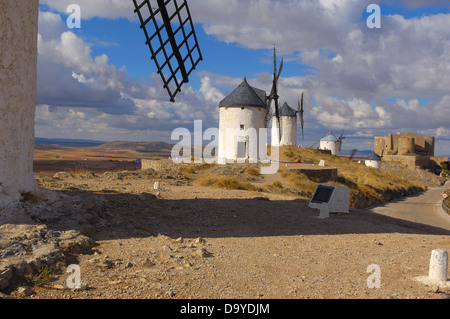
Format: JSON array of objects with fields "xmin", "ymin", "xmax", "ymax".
[
  {"xmin": 133, "ymin": 0, "xmax": 203, "ymax": 102},
  {"xmin": 268, "ymin": 47, "xmax": 282, "ymax": 142},
  {"xmin": 298, "ymin": 92, "xmax": 304, "ymax": 140}
]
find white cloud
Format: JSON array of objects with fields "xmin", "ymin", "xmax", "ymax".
[
  {"xmin": 36, "ymin": 2, "xmax": 450, "ymax": 154},
  {"xmin": 40, "ymin": 0, "xmax": 134, "ymax": 20}
]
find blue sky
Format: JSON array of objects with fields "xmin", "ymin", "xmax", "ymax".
[{"xmin": 36, "ymin": 0, "xmax": 450, "ymax": 156}]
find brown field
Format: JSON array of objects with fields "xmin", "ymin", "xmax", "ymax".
[{"xmin": 33, "ymin": 145, "xmax": 171, "ymax": 175}]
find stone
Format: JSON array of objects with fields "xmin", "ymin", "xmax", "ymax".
[
  {"xmin": 142, "ymin": 258, "xmax": 155, "ymax": 267},
  {"xmin": 0, "ymin": 278, "xmax": 9, "ymax": 291},
  {"xmin": 429, "ymin": 250, "xmax": 448, "ymax": 282},
  {"xmin": 194, "ymin": 248, "xmax": 211, "ymax": 258},
  {"xmin": 84, "ymin": 171, "xmax": 95, "ymax": 179},
  {"xmin": 1, "ymin": 268, "xmax": 13, "ymax": 281},
  {"xmin": 53, "ymin": 172, "xmax": 71, "ymax": 179},
  {"xmin": 17, "ymin": 286, "xmax": 34, "ymax": 297},
  {"xmin": 195, "ymin": 237, "xmax": 205, "ymax": 244},
  {"xmin": 125, "ymin": 261, "xmax": 133, "ymax": 269}
]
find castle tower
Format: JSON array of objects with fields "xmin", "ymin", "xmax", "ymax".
[
  {"xmin": 0, "ymin": 0, "xmax": 39, "ymax": 208},
  {"xmin": 218, "ymin": 78, "xmax": 267, "ymax": 164},
  {"xmin": 398, "ymin": 136, "xmax": 416, "ymax": 155},
  {"xmin": 271, "ymin": 102, "xmax": 298, "ymax": 147},
  {"xmin": 320, "ymin": 131, "xmax": 342, "ymax": 156}
]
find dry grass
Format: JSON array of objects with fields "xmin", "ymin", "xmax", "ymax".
[
  {"xmin": 280, "ymin": 169, "xmax": 319, "ymax": 195},
  {"xmin": 244, "ymin": 167, "xmax": 260, "ymax": 176},
  {"xmin": 282, "ymin": 146, "xmax": 427, "ymax": 207},
  {"xmin": 194, "ymin": 176, "xmax": 257, "ymax": 191},
  {"xmin": 30, "ymin": 266, "xmax": 56, "ymax": 287},
  {"xmin": 179, "ymin": 163, "xmax": 214, "ymax": 175},
  {"xmin": 179, "ymin": 165, "xmax": 197, "ymax": 175}
]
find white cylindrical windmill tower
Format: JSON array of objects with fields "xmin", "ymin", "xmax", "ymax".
[
  {"xmin": 271, "ymin": 102, "xmax": 297, "ymax": 147},
  {"xmin": 320, "ymin": 131, "xmax": 342, "ymax": 156},
  {"xmin": 218, "ymin": 78, "xmax": 267, "ymax": 164}
]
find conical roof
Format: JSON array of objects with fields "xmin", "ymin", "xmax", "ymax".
[
  {"xmin": 219, "ymin": 78, "xmax": 267, "ymax": 108},
  {"xmin": 279, "ymin": 102, "xmax": 297, "ymax": 117},
  {"xmin": 366, "ymin": 152, "xmax": 381, "ymax": 161},
  {"xmin": 321, "ymin": 131, "xmax": 339, "ymax": 142}
]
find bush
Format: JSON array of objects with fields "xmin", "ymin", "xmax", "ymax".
[
  {"xmin": 245, "ymin": 167, "xmax": 260, "ymax": 176},
  {"xmin": 194, "ymin": 176, "xmax": 256, "ymax": 191},
  {"xmin": 179, "ymin": 165, "xmax": 196, "ymax": 174}
]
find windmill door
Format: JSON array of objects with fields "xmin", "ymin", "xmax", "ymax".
[{"xmin": 237, "ymin": 141, "xmax": 247, "ymax": 159}]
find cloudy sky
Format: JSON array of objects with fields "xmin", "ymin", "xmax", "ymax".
[{"xmin": 37, "ymin": 0, "xmax": 450, "ymax": 155}]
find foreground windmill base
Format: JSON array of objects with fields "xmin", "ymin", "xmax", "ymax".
[{"xmin": 0, "ymin": 1, "xmax": 39, "ymax": 208}]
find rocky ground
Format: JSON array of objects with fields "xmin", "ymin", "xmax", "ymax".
[{"xmin": 1, "ymin": 165, "xmax": 450, "ymax": 300}]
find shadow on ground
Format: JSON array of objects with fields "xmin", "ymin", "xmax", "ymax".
[{"xmin": 15, "ymin": 187, "xmax": 450, "ymax": 243}]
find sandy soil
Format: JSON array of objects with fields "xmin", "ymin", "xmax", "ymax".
[{"xmin": 3, "ymin": 168, "xmax": 449, "ymax": 301}]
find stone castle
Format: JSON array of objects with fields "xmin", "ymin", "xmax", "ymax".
[
  {"xmin": 374, "ymin": 132, "xmax": 435, "ymax": 157},
  {"xmin": 374, "ymin": 132, "xmax": 446, "ymax": 171}
]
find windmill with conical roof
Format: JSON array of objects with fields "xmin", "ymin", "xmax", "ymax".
[{"xmin": 217, "ymin": 77, "xmax": 268, "ymax": 163}]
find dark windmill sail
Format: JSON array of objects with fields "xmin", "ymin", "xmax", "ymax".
[
  {"xmin": 133, "ymin": 0, "xmax": 203, "ymax": 102},
  {"xmin": 298, "ymin": 92, "xmax": 305, "ymax": 140},
  {"xmin": 265, "ymin": 47, "xmax": 283, "ymax": 142}
]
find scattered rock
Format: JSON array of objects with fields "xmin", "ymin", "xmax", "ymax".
[
  {"xmin": 99, "ymin": 259, "xmax": 114, "ymax": 269},
  {"xmin": 125, "ymin": 261, "xmax": 133, "ymax": 269},
  {"xmin": 195, "ymin": 237, "xmax": 206, "ymax": 244},
  {"xmin": 0, "ymin": 278, "xmax": 9, "ymax": 291},
  {"xmin": 427, "ymin": 285, "xmax": 440, "ymax": 293},
  {"xmin": 193, "ymin": 248, "xmax": 211, "ymax": 258},
  {"xmin": 17, "ymin": 286, "xmax": 34, "ymax": 297},
  {"xmin": 142, "ymin": 258, "xmax": 155, "ymax": 268},
  {"xmin": 53, "ymin": 172, "xmax": 71, "ymax": 179}
]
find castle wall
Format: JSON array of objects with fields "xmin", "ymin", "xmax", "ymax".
[
  {"xmin": 0, "ymin": 0, "xmax": 39, "ymax": 208},
  {"xmin": 398, "ymin": 136, "xmax": 415, "ymax": 155},
  {"xmin": 374, "ymin": 133, "xmax": 435, "ymax": 157},
  {"xmin": 374, "ymin": 137, "xmax": 387, "ymax": 156},
  {"xmin": 383, "ymin": 155, "xmax": 431, "ymax": 169}
]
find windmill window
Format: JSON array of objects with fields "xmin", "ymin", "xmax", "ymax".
[
  {"xmin": 241, "ymin": 107, "xmax": 244, "ymax": 110},
  {"xmin": 240, "ymin": 125, "xmax": 245, "ymax": 130}
]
